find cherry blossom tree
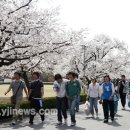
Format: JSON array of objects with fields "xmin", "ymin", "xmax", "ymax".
[
  {"xmin": 63, "ymin": 34, "xmax": 130, "ymax": 79},
  {"xmin": 0, "ymin": 0, "xmax": 72, "ymax": 68},
  {"xmin": 0, "ymin": 0, "xmax": 74, "ymax": 88}
]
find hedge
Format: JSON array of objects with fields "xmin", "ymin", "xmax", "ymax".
[
  {"xmin": 1, "ymin": 82, "xmax": 53, "ymax": 85},
  {"xmin": 0, "ymin": 94, "xmax": 87, "ymax": 120}
]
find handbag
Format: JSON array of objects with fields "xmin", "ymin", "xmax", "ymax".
[
  {"xmin": 84, "ymin": 101, "xmax": 90, "ymax": 115},
  {"xmin": 10, "ymin": 81, "xmax": 22, "ymax": 104}
]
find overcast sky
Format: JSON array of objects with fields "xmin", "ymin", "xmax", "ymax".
[{"xmin": 38, "ymin": 0, "xmax": 130, "ymax": 51}]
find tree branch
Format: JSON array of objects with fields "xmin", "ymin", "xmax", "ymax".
[{"xmin": 8, "ymin": 0, "xmax": 33, "ymax": 15}]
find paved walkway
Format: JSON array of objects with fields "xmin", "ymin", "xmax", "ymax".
[{"xmin": 0, "ymin": 102, "xmax": 130, "ymax": 130}]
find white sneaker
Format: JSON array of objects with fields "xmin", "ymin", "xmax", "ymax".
[
  {"xmin": 57, "ymin": 121, "xmax": 62, "ymax": 125},
  {"xmin": 64, "ymin": 119, "xmax": 67, "ymax": 125},
  {"xmin": 122, "ymin": 107, "xmax": 125, "ymax": 110},
  {"xmin": 92, "ymin": 114, "xmax": 94, "ymax": 118}
]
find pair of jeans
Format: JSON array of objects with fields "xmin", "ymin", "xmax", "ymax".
[
  {"xmin": 29, "ymin": 98, "xmax": 45, "ymax": 123},
  {"xmin": 89, "ymin": 97, "xmax": 98, "ymax": 115},
  {"xmin": 75, "ymin": 95, "xmax": 80, "ymax": 111},
  {"xmin": 56, "ymin": 97, "xmax": 67, "ymax": 122},
  {"xmin": 120, "ymin": 93, "xmax": 126, "ymax": 107},
  {"xmin": 68, "ymin": 97, "xmax": 77, "ymax": 123},
  {"xmin": 102, "ymin": 100, "xmax": 114, "ymax": 120}
]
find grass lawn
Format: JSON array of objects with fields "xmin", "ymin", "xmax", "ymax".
[{"xmin": 0, "ymin": 84, "xmax": 56, "ymax": 103}]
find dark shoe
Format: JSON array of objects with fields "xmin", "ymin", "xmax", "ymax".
[
  {"xmin": 104, "ymin": 119, "xmax": 108, "ymax": 123},
  {"xmin": 12, "ymin": 122, "xmax": 16, "ymax": 125},
  {"xmin": 41, "ymin": 114, "xmax": 45, "ymax": 122},
  {"xmin": 12, "ymin": 120, "xmax": 16, "ymax": 125},
  {"xmin": 29, "ymin": 121, "xmax": 33, "ymax": 125},
  {"xmin": 71, "ymin": 122, "xmax": 76, "ymax": 126},
  {"xmin": 41, "ymin": 117, "xmax": 45, "ymax": 122},
  {"xmin": 111, "ymin": 118, "xmax": 114, "ymax": 121},
  {"xmin": 75, "ymin": 110, "xmax": 79, "ymax": 112}
]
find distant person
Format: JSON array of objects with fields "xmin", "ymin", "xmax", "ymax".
[
  {"xmin": 66, "ymin": 73, "xmax": 70, "ymax": 80},
  {"xmin": 29, "ymin": 72, "xmax": 44, "ymax": 125},
  {"xmin": 5, "ymin": 72, "xmax": 28, "ymax": 125},
  {"xmin": 127, "ymin": 88, "xmax": 130, "ymax": 109},
  {"xmin": 53, "ymin": 74, "xmax": 68, "ymax": 125},
  {"xmin": 66, "ymin": 72, "xmax": 81, "ymax": 126},
  {"xmin": 118, "ymin": 75, "xmax": 129, "ymax": 110},
  {"xmin": 88, "ymin": 78, "xmax": 100, "ymax": 118},
  {"xmin": 75, "ymin": 73, "xmax": 82, "ymax": 112},
  {"xmin": 113, "ymin": 86, "xmax": 119, "ymax": 114},
  {"xmin": 100, "ymin": 75, "xmax": 115, "ymax": 123}
]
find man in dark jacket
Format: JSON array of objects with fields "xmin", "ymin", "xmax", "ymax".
[
  {"xmin": 118, "ymin": 75, "xmax": 129, "ymax": 110},
  {"xmin": 29, "ymin": 72, "xmax": 44, "ymax": 125}
]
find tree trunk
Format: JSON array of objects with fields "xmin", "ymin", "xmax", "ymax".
[{"xmin": 22, "ymin": 71, "xmax": 30, "ymax": 91}]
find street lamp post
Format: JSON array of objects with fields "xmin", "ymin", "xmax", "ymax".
[{"xmin": 81, "ymin": 45, "xmax": 87, "ymax": 77}]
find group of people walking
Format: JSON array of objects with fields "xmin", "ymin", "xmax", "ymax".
[
  {"xmin": 88, "ymin": 75, "xmax": 129, "ymax": 123},
  {"xmin": 4, "ymin": 71, "xmax": 130, "ymax": 126},
  {"xmin": 54, "ymin": 73, "xmax": 130, "ymax": 125},
  {"xmin": 5, "ymin": 72, "xmax": 44, "ymax": 125}
]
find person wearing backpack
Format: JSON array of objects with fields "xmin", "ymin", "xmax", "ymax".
[
  {"xmin": 5, "ymin": 72, "xmax": 28, "ymax": 125},
  {"xmin": 66, "ymin": 72, "xmax": 81, "ymax": 126}
]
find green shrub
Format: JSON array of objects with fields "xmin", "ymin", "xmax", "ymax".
[{"xmin": 0, "ymin": 94, "xmax": 87, "ymax": 120}]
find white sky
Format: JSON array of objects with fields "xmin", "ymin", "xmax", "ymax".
[{"xmin": 37, "ymin": 0, "xmax": 130, "ymax": 51}]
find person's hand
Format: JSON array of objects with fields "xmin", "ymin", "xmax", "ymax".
[
  {"xmin": 4, "ymin": 92, "xmax": 7, "ymax": 95},
  {"xmin": 99, "ymin": 100, "xmax": 102, "ymax": 104},
  {"xmin": 109, "ymin": 96, "xmax": 113, "ymax": 101}
]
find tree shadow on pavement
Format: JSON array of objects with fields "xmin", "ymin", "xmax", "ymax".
[
  {"xmin": 55, "ymin": 124, "xmax": 86, "ymax": 130},
  {"xmin": 0, "ymin": 121, "xmax": 29, "ymax": 129},
  {"xmin": 28, "ymin": 122, "xmax": 45, "ymax": 130},
  {"xmin": 83, "ymin": 117, "xmax": 103, "ymax": 122},
  {"xmin": 107, "ymin": 121, "xmax": 122, "ymax": 127},
  {"xmin": 115, "ymin": 114, "xmax": 123, "ymax": 117},
  {"xmin": 123, "ymin": 109, "xmax": 130, "ymax": 112}
]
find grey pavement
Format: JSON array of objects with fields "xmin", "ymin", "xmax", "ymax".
[{"xmin": 0, "ymin": 101, "xmax": 130, "ymax": 130}]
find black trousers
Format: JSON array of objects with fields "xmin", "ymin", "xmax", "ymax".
[
  {"xmin": 102, "ymin": 100, "xmax": 114, "ymax": 120},
  {"xmin": 120, "ymin": 93, "xmax": 126, "ymax": 107},
  {"xmin": 56, "ymin": 97, "xmax": 67, "ymax": 122},
  {"xmin": 29, "ymin": 98, "xmax": 45, "ymax": 123}
]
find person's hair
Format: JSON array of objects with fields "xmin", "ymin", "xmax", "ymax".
[
  {"xmin": 68, "ymin": 71, "xmax": 76, "ymax": 78},
  {"xmin": 32, "ymin": 72, "xmax": 40, "ymax": 78},
  {"xmin": 75, "ymin": 73, "xmax": 79, "ymax": 78},
  {"xmin": 91, "ymin": 78, "xmax": 97, "ymax": 83},
  {"xmin": 121, "ymin": 75, "xmax": 125, "ymax": 78},
  {"xmin": 54, "ymin": 74, "xmax": 62, "ymax": 80},
  {"xmin": 14, "ymin": 72, "xmax": 21, "ymax": 77},
  {"xmin": 104, "ymin": 75, "xmax": 111, "ymax": 82}
]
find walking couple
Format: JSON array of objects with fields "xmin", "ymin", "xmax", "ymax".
[
  {"xmin": 53, "ymin": 72, "xmax": 81, "ymax": 126},
  {"xmin": 5, "ymin": 72, "xmax": 45, "ymax": 125}
]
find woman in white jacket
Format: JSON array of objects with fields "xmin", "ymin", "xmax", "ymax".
[{"xmin": 88, "ymin": 78, "xmax": 100, "ymax": 117}]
